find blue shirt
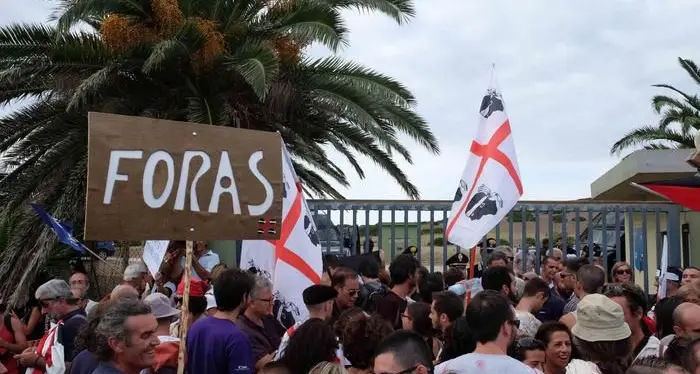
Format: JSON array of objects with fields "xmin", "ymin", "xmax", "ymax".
[
  {"xmin": 536, "ymin": 288, "xmax": 565, "ymax": 322},
  {"xmin": 70, "ymin": 350, "xmax": 99, "ymax": 374},
  {"xmin": 186, "ymin": 316, "xmax": 253, "ymax": 374},
  {"xmin": 61, "ymin": 308, "xmax": 88, "ymax": 361},
  {"xmin": 90, "ymin": 362, "xmax": 123, "ymax": 374}
]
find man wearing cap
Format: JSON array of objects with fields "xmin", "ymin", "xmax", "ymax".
[
  {"xmin": 273, "ymin": 284, "xmax": 337, "ymax": 360},
  {"xmin": 144, "ymin": 293, "xmax": 181, "ymax": 374},
  {"xmin": 15, "ymin": 279, "xmax": 88, "ymax": 373},
  {"xmin": 444, "ymin": 252, "xmax": 469, "ymax": 275}
]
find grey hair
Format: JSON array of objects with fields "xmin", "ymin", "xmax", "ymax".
[
  {"xmin": 94, "ymin": 300, "xmax": 152, "ymax": 361},
  {"xmin": 250, "ymin": 276, "xmax": 273, "ymax": 299},
  {"xmin": 123, "ymin": 263, "xmax": 147, "ymax": 281}
]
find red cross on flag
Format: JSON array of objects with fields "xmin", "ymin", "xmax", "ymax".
[
  {"xmin": 240, "ymin": 140, "xmax": 323, "ymax": 328},
  {"xmin": 446, "ymin": 77, "xmax": 523, "ymax": 251}
]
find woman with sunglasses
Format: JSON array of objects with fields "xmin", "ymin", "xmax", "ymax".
[{"xmin": 611, "ymin": 262, "xmax": 635, "ymax": 284}]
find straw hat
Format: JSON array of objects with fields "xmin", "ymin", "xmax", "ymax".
[{"xmin": 572, "ymin": 294, "xmax": 631, "ymax": 342}]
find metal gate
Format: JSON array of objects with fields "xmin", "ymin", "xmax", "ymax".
[{"xmin": 308, "ymin": 200, "xmax": 682, "ymax": 292}]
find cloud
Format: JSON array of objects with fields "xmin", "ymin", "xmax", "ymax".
[
  {"xmin": 4, "ymin": 1, "xmax": 700, "ymax": 201},
  {"xmin": 317, "ymin": 1, "xmax": 700, "ymax": 200}
]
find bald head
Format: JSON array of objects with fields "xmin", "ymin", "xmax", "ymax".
[
  {"xmin": 672, "ymin": 302, "xmax": 700, "ymax": 340},
  {"xmin": 111, "ymin": 284, "xmax": 139, "ymax": 301}
]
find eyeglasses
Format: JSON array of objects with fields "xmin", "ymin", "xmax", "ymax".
[
  {"xmin": 347, "ymin": 289, "xmax": 359, "ymax": 296},
  {"xmin": 256, "ymin": 298, "xmax": 273, "ymax": 303},
  {"xmin": 508, "ymin": 319, "xmax": 520, "ymax": 328},
  {"xmin": 559, "ymin": 272, "xmax": 574, "ymax": 279},
  {"xmin": 401, "ymin": 313, "xmax": 412, "ymax": 320},
  {"xmin": 615, "ymin": 269, "xmax": 631, "ymax": 275}
]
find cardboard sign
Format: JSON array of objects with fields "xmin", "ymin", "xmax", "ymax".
[{"xmin": 85, "ymin": 112, "xmax": 282, "ymax": 240}]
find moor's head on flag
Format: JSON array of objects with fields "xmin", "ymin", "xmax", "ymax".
[{"xmin": 446, "ymin": 79, "xmax": 523, "ymax": 251}]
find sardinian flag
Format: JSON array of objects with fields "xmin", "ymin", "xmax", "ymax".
[
  {"xmin": 26, "ymin": 322, "xmax": 66, "ymax": 374},
  {"xmin": 240, "ymin": 140, "xmax": 323, "ymax": 328},
  {"xmin": 446, "ymin": 73, "xmax": 523, "ymax": 251}
]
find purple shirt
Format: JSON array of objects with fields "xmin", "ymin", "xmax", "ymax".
[{"xmin": 186, "ymin": 316, "xmax": 253, "ymax": 374}]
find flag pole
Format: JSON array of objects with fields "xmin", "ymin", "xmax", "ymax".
[{"xmin": 176, "ymin": 240, "xmax": 193, "ymax": 374}]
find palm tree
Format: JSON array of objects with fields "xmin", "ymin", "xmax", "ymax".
[
  {"xmin": 0, "ymin": 0, "xmax": 438, "ymax": 303},
  {"xmin": 611, "ymin": 57, "xmax": 700, "ymax": 154}
]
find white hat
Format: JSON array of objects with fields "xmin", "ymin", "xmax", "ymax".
[
  {"xmin": 572, "ymin": 294, "xmax": 631, "ymax": 342},
  {"xmin": 144, "ymin": 293, "xmax": 180, "ymax": 319}
]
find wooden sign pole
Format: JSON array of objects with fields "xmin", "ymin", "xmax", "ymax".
[{"xmin": 177, "ymin": 240, "xmax": 193, "ymax": 374}]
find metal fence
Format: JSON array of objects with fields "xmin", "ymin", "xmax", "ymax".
[{"xmin": 308, "ymin": 200, "xmax": 682, "ymax": 292}]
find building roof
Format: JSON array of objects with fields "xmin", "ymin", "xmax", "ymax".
[{"xmin": 591, "ymin": 149, "xmax": 697, "ymax": 201}]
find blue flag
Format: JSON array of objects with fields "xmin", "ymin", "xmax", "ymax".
[{"xmin": 30, "ymin": 204, "xmax": 85, "ymax": 254}]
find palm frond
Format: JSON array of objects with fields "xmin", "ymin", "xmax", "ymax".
[
  {"xmin": 678, "ymin": 57, "xmax": 700, "ymax": 86},
  {"xmin": 271, "ymin": 3, "xmax": 348, "ymax": 51},
  {"xmin": 224, "ymin": 42, "xmax": 280, "ymax": 100},
  {"xmin": 610, "ymin": 125, "xmax": 696, "ymax": 155},
  {"xmin": 328, "ymin": 0, "xmax": 415, "ymax": 25}
]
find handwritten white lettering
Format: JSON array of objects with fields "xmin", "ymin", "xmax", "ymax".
[
  {"xmin": 174, "ymin": 151, "xmax": 211, "ymax": 212},
  {"xmin": 103, "ymin": 149, "xmax": 273, "ymax": 216},
  {"xmin": 208, "ymin": 151, "xmax": 242, "ymax": 214},
  {"xmin": 142, "ymin": 151, "xmax": 175, "ymax": 208},
  {"xmin": 103, "ymin": 150, "xmax": 143, "ymax": 204},
  {"xmin": 247, "ymin": 150, "xmax": 273, "ymax": 216}
]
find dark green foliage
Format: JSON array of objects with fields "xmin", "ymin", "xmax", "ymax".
[{"xmin": 0, "ymin": 0, "xmax": 436, "ymax": 303}]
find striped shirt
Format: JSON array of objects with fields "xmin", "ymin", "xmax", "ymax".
[{"xmin": 563, "ymin": 294, "xmax": 579, "ymax": 314}]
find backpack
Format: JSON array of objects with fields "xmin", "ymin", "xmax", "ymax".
[{"xmin": 360, "ymin": 281, "xmax": 388, "ymax": 313}]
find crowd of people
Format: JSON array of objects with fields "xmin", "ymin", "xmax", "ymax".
[{"xmin": 0, "ymin": 239, "xmax": 699, "ymax": 374}]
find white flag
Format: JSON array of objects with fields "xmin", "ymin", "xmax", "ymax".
[
  {"xmin": 240, "ymin": 140, "xmax": 323, "ymax": 328},
  {"xmin": 658, "ymin": 235, "xmax": 669, "ymax": 298},
  {"xmin": 446, "ymin": 78, "xmax": 523, "ymax": 250}
]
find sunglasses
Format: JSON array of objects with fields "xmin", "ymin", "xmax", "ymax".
[
  {"xmin": 347, "ymin": 289, "xmax": 359, "ymax": 296},
  {"xmin": 615, "ymin": 269, "xmax": 631, "ymax": 275},
  {"xmin": 509, "ymin": 319, "xmax": 520, "ymax": 328}
]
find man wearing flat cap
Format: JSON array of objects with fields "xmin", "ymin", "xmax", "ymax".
[
  {"xmin": 17, "ymin": 279, "xmax": 88, "ymax": 374},
  {"xmin": 273, "ymin": 284, "xmax": 337, "ymax": 360}
]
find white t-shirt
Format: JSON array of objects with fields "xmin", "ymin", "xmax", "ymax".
[
  {"xmin": 180, "ymin": 250, "xmax": 220, "ymax": 280},
  {"xmin": 435, "ymin": 353, "xmax": 538, "ymax": 374}
]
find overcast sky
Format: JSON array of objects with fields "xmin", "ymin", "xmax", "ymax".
[{"xmin": 3, "ymin": 1, "xmax": 700, "ymax": 201}]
